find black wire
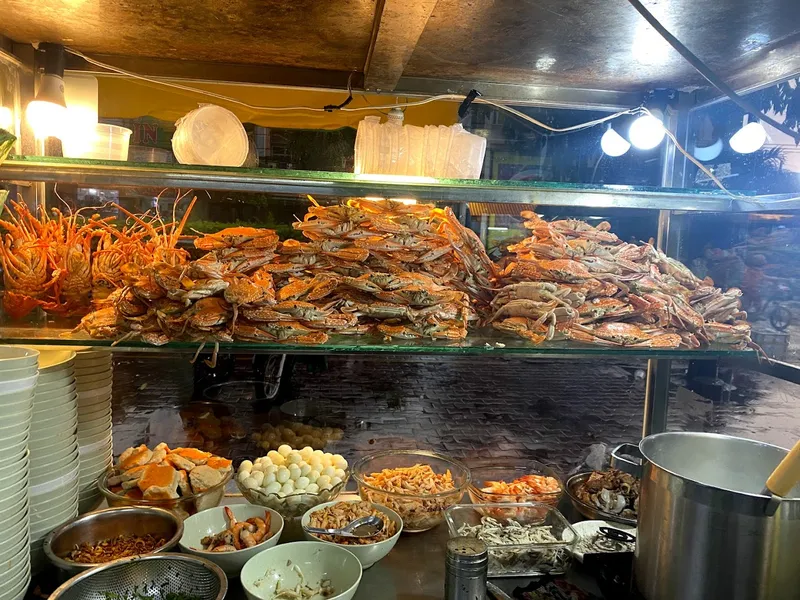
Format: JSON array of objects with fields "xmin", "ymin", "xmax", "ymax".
[
  {"xmin": 323, "ymin": 71, "xmax": 357, "ymax": 112},
  {"xmin": 625, "ymin": 0, "xmax": 800, "ymax": 143}
]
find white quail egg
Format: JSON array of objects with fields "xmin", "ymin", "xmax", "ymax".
[
  {"xmin": 330, "ymin": 476, "xmax": 342, "ymax": 487},
  {"xmin": 322, "ymin": 466, "xmax": 336, "ymax": 478},
  {"xmin": 288, "ymin": 464, "xmax": 301, "ymax": 480},
  {"xmin": 239, "ymin": 460, "xmax": 253, "ymax": 472},
  {"xmin": 287, "ymin": 452, "xmax": 303, "ymax": 465},
  {"xmin": 263, "ymin": 471, "xmax": 277, "ymax": 485},
  {"xmin": 316, "ymin": 475, "xmax": 331, "ymax": 489},
  {"xmin": 251, "ymin": 470, "xmax": 265, "ymax": 487},
  {"xmin": 242, "ymin": 476, "xmax": 259, "ymax": 490},
  {"xmin": 300, "ymin": 446, "xmax": 314, "ymax": 460},
  {"xmin": 267, "ymin": 450, "xmax": 283, "ymax": 464},
  {"xmin": 334, "ymin": 468, "xmax": 346, "ymax": 480},
  {"xmin": 264, "ymin": 481, "xmax": 282, "ymax": 495},
  {"xmin": 276, "ymin": 467, "xmax": 291, "ymax": 484},
  {"xmin": 294, "ymin": 476, "xmax": 310, "ymax": 490},
  {"xmin": 308, "ymin": 470, "xmax": 320, "ymax": 483},
  {"xmin": 300, "ymin": 463, "xmax": 312, "ymax": 477},
  {"xmin": 281, "ymin": 481, "xmax": 295, "ymax": 494},
  {"xmin": 237, "ymin": 471, "xmax": 250, "ymax": 484},
  {"xmin": 305, "ymin": 483, "xmax": 319, "ymax": 494},
  {"xmin": 278, "ymin": 444, "xmax": 293, "ymax": 457}
]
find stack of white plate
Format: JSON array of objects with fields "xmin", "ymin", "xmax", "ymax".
[
  {"xmin": 28, "ymin": 349, "xmax": 79, "ymax": 575},
  {"xmin": 0, "ymin": 347, "xmax": 38, "ymax": 600},
  {"xmin": 75, "ymin": 349, "xmax": 113, "ymax": 513}
]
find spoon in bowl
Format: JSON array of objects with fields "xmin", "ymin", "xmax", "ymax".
[{"xmin": 304, "ymin": 515, "xmax": 385, "ymax": 538}]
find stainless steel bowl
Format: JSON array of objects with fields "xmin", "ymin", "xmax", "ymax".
[
  {"xmin": 44, "ymin": 506, "xmax": 183, "ymax": 576},
  {"xmin": 565, "ymin": 472, "xmax": 637, "ymax": 526},
  {"xmin": 49, "ymin": 553, "xmax": 227, "ymax": 600}
]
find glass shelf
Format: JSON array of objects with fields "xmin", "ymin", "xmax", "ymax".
[
  {"xmin": 0, "ymin": 325, "xmax": 756, "ymax": 359},
  {"xmin": 1, "ymin": 155, "xmax": 791, "ymax": 212}
]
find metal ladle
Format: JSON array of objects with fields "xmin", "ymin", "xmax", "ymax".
[{"xmin": 303, "ymin": 515, "xmax": 384, "ymax": 538}]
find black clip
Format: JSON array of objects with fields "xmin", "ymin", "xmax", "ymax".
[
  {"xmin": 458, "ymin": 89, "xmax": 482, "ymax": 119},
  {"xmin": 599, "ymin": 527, "xmax": 636, "ymax": 543}
]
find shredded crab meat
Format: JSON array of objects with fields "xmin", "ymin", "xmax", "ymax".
[{"xmin": 308, "ymin": 501, "xmax": 397, "ymax": 545}]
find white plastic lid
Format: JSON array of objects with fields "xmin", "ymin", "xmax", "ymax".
[{"xmin": 172, "ymin": 104, "xmax": 248, "ymax": 167}]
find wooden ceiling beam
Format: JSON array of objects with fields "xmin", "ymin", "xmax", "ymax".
[{"xmin": 364, "ymin": 0, "xmax": 439, "ymax": 92}]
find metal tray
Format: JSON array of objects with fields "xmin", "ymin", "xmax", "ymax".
[{"xmin": 565, "ymin": 472, "xmax": 637, "ymax": 527}]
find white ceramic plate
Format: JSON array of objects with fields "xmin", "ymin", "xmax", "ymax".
[
  {"xmin": 36, "ymin": 376, "xmax": 76, "ymax": 393},
  {"xmin": 34, "ymin": 382, "xmax": 77, "ymax": 401},
  {"xmin": 0, "ymin": 347, "xmax": 39, "ymax": 370},
  {"xmin": 0, "ymin": 374, "xmax": 37, "ymax": 394},
  {"xmin": 76, "ymin": 372, "xmax": 113, "ymax": 387},
  {"xmin": 77, "ymin": 426, "xmax": 112, "ymax": 446},
  {"xmin": 31, "ymin": 408, "xmax": 78, "ymax": 432},
  {"xmin": 36, "ymin": 349, "xmax": 76, "ymax": 372},
  {"xmin": 0, "ymin": 406, "xmax": 33, "ymax": 428},
  {"xmin": 0, "ymin": 364, "xmax": 38, "ymax": 382},
  {"xmin": 0, "ymin": 431, "xmax": 30, "ymax": 456},
  {"xmin": 77, "ymin": 404, "xmax": 112, "ymax": 422},
  {"xmin": 76, "ymin": 417, "xmax": 112, "ymax": 437},
  {"xmin": 30, "ymin": 418, "xmax": 78, "ymax": 444},
  {"xmin": 76, "ymin": 384, "xmax": 113, "ymax": 401}
]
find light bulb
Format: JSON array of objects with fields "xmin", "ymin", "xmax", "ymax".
[
  {"xmin": 629, "ymin": 114, "xmax": 665, "ymax": 150},
  {"xmin": 26, "ymin": 100, "xmax": 67, "ymax": 139},
  {"xmin": 600, "ymin": 126, "xmax": 631, "ymax": 157},
  {"xmin": 692, "ymin": 138, "xmax": 723, "ymax": 162},
  {"xmin": 26, "ymin": 71, "xmax": 67, "ymax": 140},
  {"xmin": 0, "ymin": 107, "xmax": 12, "ymax": 131},
  {"xmin": 729, "ymin": 121, "xmax": 767, "ymax": 154}
]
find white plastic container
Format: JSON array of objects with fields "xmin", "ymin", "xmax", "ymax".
[
  {"xmin": 172, "ymin": 104, "xmax": 248, "ymax": 167},
  {"xmin": 62, "ymin": 123, "xmax": 132, "ymax": 161}
]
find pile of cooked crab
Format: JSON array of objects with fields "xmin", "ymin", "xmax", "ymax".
[
  {"xmin": 72, "ymin": 195, "xmax": 494, "ymax": 354},
  {"xmin": 491, "ymin": 211, "xmax": 752, "ymax": 349},
  {"xmin": 3, "ymin": 191, "xmax": 751, "ymax": 352}
]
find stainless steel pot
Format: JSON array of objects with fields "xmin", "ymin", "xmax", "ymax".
[{"xmin": 635, "ymin": 432, "xmax": 800, "ymax": 600}]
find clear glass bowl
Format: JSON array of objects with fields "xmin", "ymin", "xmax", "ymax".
[
  {"xmin": 235, "ymin": 470, "xmax": 349, "ymax": 520},
  {"xmin": 98, "ymin": 468, "xmax": 232, "ymax": 521},
  {"xmin": 444, "ymin": 502, "xmax": 578, "ymax": 577},
  {"xmin": 468, "ymin": 462, "xmax": 563, "ymax": 508},
  {"xmin": 353, "ymin": 450, "xmax": 470, "ymax": 533}
]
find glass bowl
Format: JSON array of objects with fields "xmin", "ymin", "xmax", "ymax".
[
  {"xmin": 353, "ymin": 450, "xmax": 470, "ymax": 533},
  {"xmin": 235, "ymin": 469, "xmax": 349, "ymax": 520},
  {"xmin": 468, "ymin": 462, "xmax": 563, "ymax": 508},
  {"xmin": 98, "ymin": 468, "xmax": 232, "ymax": 521}
]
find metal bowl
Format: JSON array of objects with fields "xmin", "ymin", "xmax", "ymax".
[
  {"xmin": 565, "ymin": 472, "xmax": 637, "ymax": 526},
  {"xmin": 44, "ymin": 506, "xmax": 183, "ymax": 576},
  {"xmin": 49, "ymin": 553, "xmax": 227, "ymax": 600}
]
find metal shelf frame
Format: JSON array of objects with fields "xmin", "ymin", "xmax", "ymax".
[{"xmin": 2, "ymin": 156, "xmax": 798, "ymax": 212}]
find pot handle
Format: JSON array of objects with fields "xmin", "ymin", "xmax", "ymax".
[
  {"xmin": 611, "ymin": 443, "xmax": 644, "ymax": 477},
  {"xmin": 765, "ymin": 440, "xmax": 800, "ymax": 497}
]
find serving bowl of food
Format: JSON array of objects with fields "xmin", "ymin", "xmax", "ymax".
[
  {"xmin": 99, "ymin": 444, "xmax": 233, "ymax": 521},
  {"xmin": 352, "ymin": 450, "xmax": 470, "ymax": 533},
  {"xmin": 236, "ymin": 445, "xmax": 349, "ymax": 520},
  {"xmin": 468, "ymin": 462, "xmax": 563, "ymax": 506},
  {"xmin": 43, "ymin": 506, "xmax": 183, "ymax": 576},
  {"xmin": 241, "ymin": 541, "xmax": 362, "ymax": 600},
  {"xmin": 301, "ymin": 499, "xmax": 402, "ymax": 568},
  {"xmin": 565, "ymin": 469, "xmax": 639, "ymax": 525},
  {"xmin": 49, "ymin": 553, "xmax": 227, "ymax": 600},
  {"xmin": 445, "ymin": 502, "xmax": 578, "ymax": 577},
  {"xmin": 179, "ymin": 504, "xmax": 284, "ymax": 578}
]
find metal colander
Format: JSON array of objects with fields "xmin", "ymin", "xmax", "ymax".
[{"xmin": 50, "ymin": 553, "xmax": 227, "ymax": 600}]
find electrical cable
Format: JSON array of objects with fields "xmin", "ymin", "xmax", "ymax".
[
  {"xmin": 63, "ymin": 48, "xmax": 762, "ymax": 198},
  {"xmin": 625, "ymin": 0, "xmax": 800, "ymax": 143}
]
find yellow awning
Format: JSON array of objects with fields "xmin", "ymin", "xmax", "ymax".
[{"xmin": 98, "ymin": 78, "xmax": 459, "ymax": 130}]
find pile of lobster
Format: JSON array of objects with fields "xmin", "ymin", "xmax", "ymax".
[{"xmin": 491, "ymin": 211, "xmax": 752, "ymax": 349}]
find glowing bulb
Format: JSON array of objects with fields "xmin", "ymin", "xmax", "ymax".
[
  {"xmin": 729, "ymin": 121, "xmax": 767, "ymax": 154},
  {"xmin": 0, "ymin": 107, "xmax": 12, "ymax": 131},
  {"xmin": 692, "ymin": 138, "xmax": 723, "ymax": 162},
  {"xmin": 629, "ymin": 114, "xmax": 665, "ymax": 150},
  {"xmin": 26, "ymin": 100, "xmax": 67, "ymax": 139},
  {"xmin": 600, "ymin": 126, "xmax": 631, "ymax": 157}
]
